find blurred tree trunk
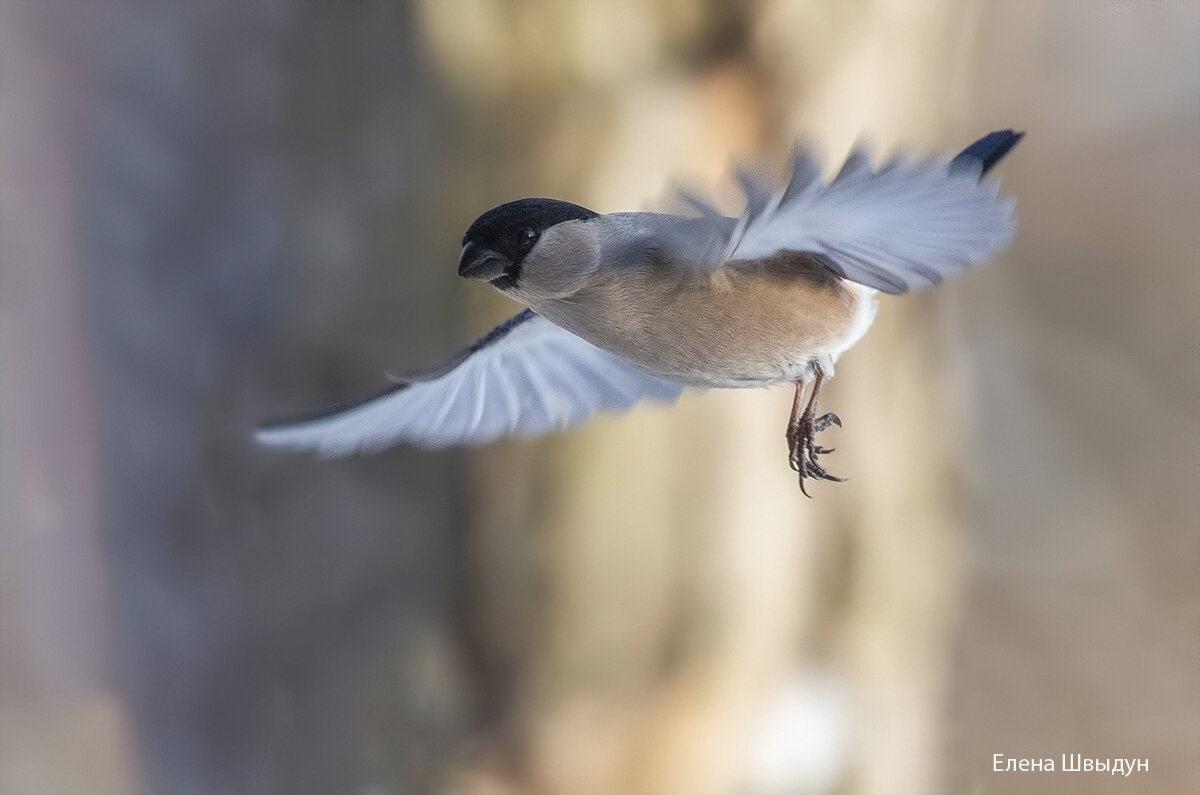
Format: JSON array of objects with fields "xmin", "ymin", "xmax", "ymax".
[
  {"xmin": 785, "ymin": 4, "xmax": 979, "ymax": 791},
  {"xmin": 423, "ymin": 2, "xmax": 977, "ymax": 792},
  {"xmin": 79, "ymin": 3, "xmax": 472, "ymax": 792},
  {"xmin": 0, "ymin": 3, "xmax": 138, "ymax": 793}
]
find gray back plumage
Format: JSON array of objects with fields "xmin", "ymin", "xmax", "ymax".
[{"xmin": 634, "ymin": 137, "xmax": 1018, "ymax": 294}]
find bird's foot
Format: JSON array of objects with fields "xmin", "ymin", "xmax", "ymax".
[{"xmin": 787, "ymin": 411, "xmax": 845, "ymax": 497}]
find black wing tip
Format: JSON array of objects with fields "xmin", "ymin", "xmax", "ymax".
[{"xmin": 954, "ymin": 129, "xmax": 1024, "ymax": 175}]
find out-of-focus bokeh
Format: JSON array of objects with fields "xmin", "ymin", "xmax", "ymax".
[{"xmin": 2, "ymin": 1, "xmax": 1196, "ymax": 793}]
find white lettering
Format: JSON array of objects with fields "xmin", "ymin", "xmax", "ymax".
[{"xmin": 1002, "ymin": 753, "xmax": 1145, "ymax": 775}]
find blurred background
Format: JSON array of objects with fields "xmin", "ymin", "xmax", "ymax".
[{"xmin": 2, "ymin": 1, "xmax": 1197, "ymax": 793}]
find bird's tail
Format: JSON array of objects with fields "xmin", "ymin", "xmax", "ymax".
[{"xmin": 952, "ymin": 129, "xmax": 1024, "ymax": 175}]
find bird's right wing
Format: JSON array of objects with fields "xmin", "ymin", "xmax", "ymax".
[
  {"xmin": 660, "ymin": 130, "xmax": 1022, "ymax": 294},
  {"xmin": 255, "ymin": 309, "xmax": 684, "ymax": 456}
]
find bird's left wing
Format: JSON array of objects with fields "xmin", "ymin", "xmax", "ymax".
[{"xmin": 256, "ymin": 309, "xmax": 684, "ymax": 456}]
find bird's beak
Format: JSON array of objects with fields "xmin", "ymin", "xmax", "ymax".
[{"xmin": 458, "ymin": 242, "xmax": 511, "ymax": 282}]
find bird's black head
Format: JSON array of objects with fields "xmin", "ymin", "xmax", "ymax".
[{"xmin": 458, "ymin": 198, "xmax": 599, "ymax": 291}]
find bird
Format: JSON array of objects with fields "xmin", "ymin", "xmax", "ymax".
[{"xmin": 257, "ymin": 129, "xmax": 1022, "ymax": 494}]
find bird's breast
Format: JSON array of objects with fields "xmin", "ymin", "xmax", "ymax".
[{"xmin": 532, "ymin": 257, "xmax": 878, "ymax": 388}]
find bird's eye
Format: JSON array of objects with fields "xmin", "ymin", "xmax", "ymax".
[{"xmin": 517, "ymin": 228, "xmax": 538, "ymax": 248}]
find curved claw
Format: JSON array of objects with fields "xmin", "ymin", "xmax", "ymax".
[
  {"xmin": 796, "ymin": 458, "xmax": 846, "ymax": 496},
  {"xmin": 813, "ymin": 468, "xmax": 847, "ymax": 484},
  {"xmin": 814, "ymin": 412, "xmax": 842, "ymax": 431},
  {"xmin": 803, "ymin": 458, "xmax": 839, "ymax": 482},
  {"xmin": 798, "ymin": 476, "xmax": 813, "ymax": 498},
  {"xmin": 786, "ymin": 407, "xmax": 846, "ymax": 495}
]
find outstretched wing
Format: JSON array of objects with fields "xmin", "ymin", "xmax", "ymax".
[
  {"xmin": 668, "ymin": 130, "xmax": 1021, "ymax": 294},
  {"xmin": 256, "ymin": 309, "xmax": 684, "ymax": 456}
]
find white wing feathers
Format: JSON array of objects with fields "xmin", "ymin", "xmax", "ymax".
[
  {"xmin": 682, "ymin": 144, "xmax": 1016, "ymax": 294},
  {"xmin": 255, "ymin": 310, "xmax": 684, "ymax": 456}
]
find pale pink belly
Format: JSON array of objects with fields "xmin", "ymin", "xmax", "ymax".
[{"xmin": 536, "ymin": 269, "xmax": 877, "ymax": 388}]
